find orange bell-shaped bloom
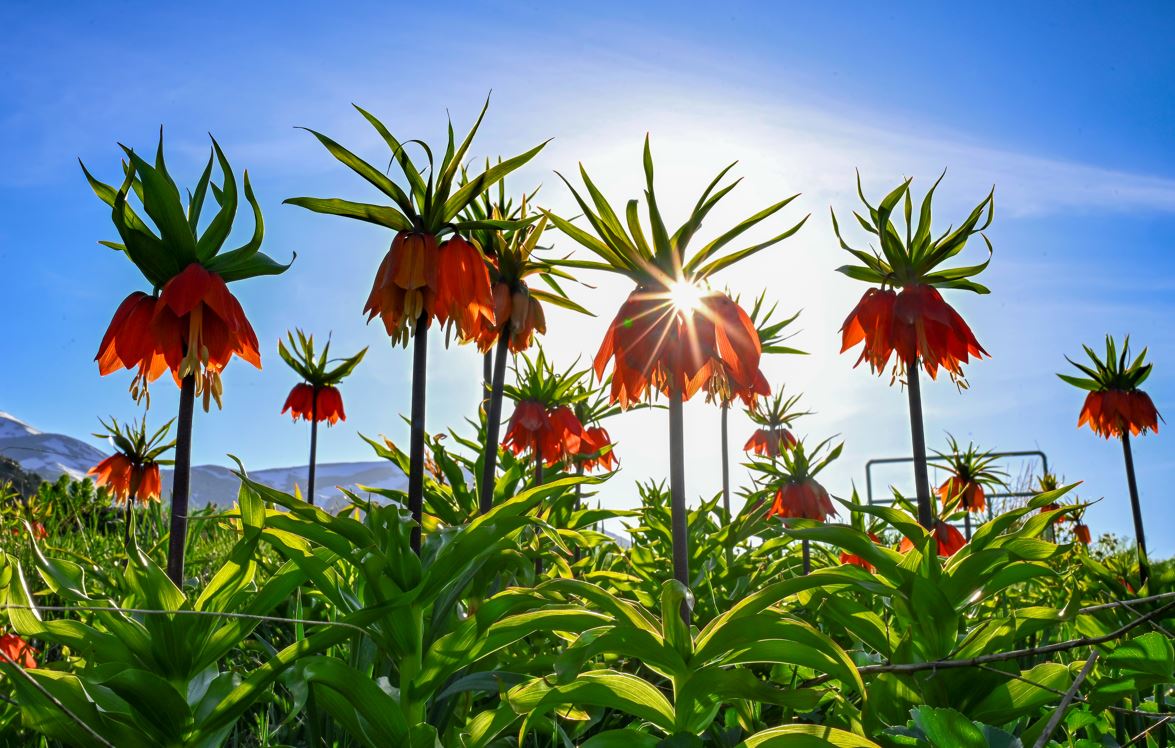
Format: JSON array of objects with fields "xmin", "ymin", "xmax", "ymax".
[
  {"xmin": 88, "ymin": 454, "xmax": 162, "ymax": 505},
  {"xmin": 842, "ymin": 284, "xmax": 986, "ymax": 379},
  {"xmin": 765, "ymin": 479, "xmax": 835, "ymax": 522},
  {"xmin": 744, "ymin": 427, "xmax": 797, "ymax": 458},
  {"xmin": 13, "ymin": 522, "xmax": 48, "ymax": 541},
  {"xmin": 477, "ymin": 282, "xmax": 547, "ymax": 353},
  {"xmin": 0, "ymin": 633, "xmax": 37, "ymax": 669},
  {"xmin": 595, "ymin": 287, "xmax": 765, "ymax": 409},
  {"xmin": 937, "ymin": 475, "xmax": 986, "ymax": 513},
  {"xmin": 365, "ymin": 231, "xmax": 439, "ymax": 337},
  {"xmin": 153, "ymin": 263, "xmax": 261, "ymax": 408},
  {"xmin": 839, "ymin": 532, "xmax": 881, "ymax": 572},
  {"xmin": 434, "ymin": 236, "xmax": 495, "ymax": 342},
  {"xmin": 1077, "ymin": 390, "xmax": 1160, "ymax": 439},
  {"xmin": 1073, "ymin": 522, "xmax": 1092, "ymax": 545},
  {"xmin": 899, "ymin": 519, "xmax": 966, "ymax": 557},
  {"xmin": 503, "ymin": 400, "xmax": 586, "ymax": 466},
  {"xmin": 840, "ymin": 287, "xmax": 896, "ymax": 374},
  {"xmin": 96, "ymin": 292, "xmax": 170, "ymax": 382},
  {"xmin": 579, "ymin": 426, "xmax": 618, "ymax": 472},
  {"xmin": 282, "ymin": 383, "xmax": 347, "ymax": 425}
]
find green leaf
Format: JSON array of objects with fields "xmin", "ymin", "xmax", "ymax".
[
  {"xmin": 910, "ymin": 707, "xmax": 986, "ymax": 748},
  {"xmin": 283, "ymin": 196, "xmax": 411, "ymax": 231},
  {"xmin": 741, "ymin": 723, "xmax": 880, "ymax": 746}
]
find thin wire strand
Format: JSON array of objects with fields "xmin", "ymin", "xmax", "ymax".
[{"xmin": 0, "ymin": 648, "xmax": 114, "ymax": 748}]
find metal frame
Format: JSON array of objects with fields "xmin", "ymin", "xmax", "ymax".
[{"xmin": 865, "ymin": 450, "xmax": 1049, "ymax": 521}]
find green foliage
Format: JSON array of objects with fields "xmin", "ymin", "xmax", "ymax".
[{"xmin": 832, "ymin": 173, "xmax": 994, "ymax": 293}]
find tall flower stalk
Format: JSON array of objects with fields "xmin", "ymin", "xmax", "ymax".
[
  {"xmin": 750, "ymin": 438, "xmax": 841, "ymax": 574},
  {"xmin": 835, "ymin": 174, "xmax": 994, "ymax": 529},
  {"xmin": 278, "ymin": 330, "xmax": 366, "ymax": 504},
  {"xmin": 84, "ymin": 132, "xmax": 290, "ymax": 583},
  {"xmin": 548, "ymin": 137, "xmax": 807, "ymax": 613},
  {"xmin": 286, "ymin": 98, "xmax": 547, "ymax": 553},
  {"xmin": 716, "ymin": 292, "xmax": 802, "ymax": 519},
  {"xmin": 463, "ymin": 185, "xmax": 588, "ymax": 515},
  {"xmin": 501, "ymin": 351, "xmax": 588, "ymax": 575},
  {"xmin": 1059, "ymin": 335, "xmax": 1162, "ymax": 586}
]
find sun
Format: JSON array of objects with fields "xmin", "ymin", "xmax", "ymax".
[{"xmin": 668, "ymin": 280, "xmax": 704, "ymax": 313}]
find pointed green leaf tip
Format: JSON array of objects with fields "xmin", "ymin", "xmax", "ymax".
[{"xmin": 85, "ymin": 130, "xmax": 293, "ymax": 288}]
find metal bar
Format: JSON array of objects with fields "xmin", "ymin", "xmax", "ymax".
[{"xmin": 866, "ymin": 450, "xmax": 1050, "ymax": 505}]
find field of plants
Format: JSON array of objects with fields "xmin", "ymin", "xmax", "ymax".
[{"xmin": 0, "ymin": 98, "xmax": 1170, "ymax": 747}]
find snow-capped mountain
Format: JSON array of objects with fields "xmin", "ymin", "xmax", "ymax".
[
  {"xmin": 0, "ymin": 411, "xmax": 107, "ymax": 480},
  {"xmin": 0, "ymin": 412, "xmax": 405, "ymax": 509}
]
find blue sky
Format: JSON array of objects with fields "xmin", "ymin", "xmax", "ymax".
[{"xmin": 2, "ymin": 1, "xmax": 1172, "ymax": 554}]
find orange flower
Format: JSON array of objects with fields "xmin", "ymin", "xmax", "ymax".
[
  {"xmin": 434, "ymin": 236, "xmax": 495, "ymax": 342},
  {"xmin": 1077, "ymin": 390, "xmax": 1161, "ymax": 439},
  {"xmin": 842, "ymin": 284, "xmax": 987, "ymax": 379},
  {"xmin": 765, "ymin": 479, "xmax": 835, "ymax": 522},
  {"xmin": 579, "ymin": 426, "xmax": 618, "ymax": 472},
  {"xmin": 95, "ymin": 292, "xmax": 175, "ymax": 399},
  {"xmin": 477, "ymin": 282, "xmax": 547, "ymax": 353},
  {"xmin": 1073, "ymin": 522, "xmax": 1091, "ymax": 545},
  {"xmin": 365, "ymin": 233, "xmax": 496, "ymax": 344},
  {"xmin": 282, "ymin": 383, "xmax": 347, "ymax": 425},
  {"xmin": 899, "ymin": 519, "xmax": 966, "ymax": 557},
  {"xmin": 839, "ymin": 287, "xmax": 896, "ymax": 375},
  {"xmin": 0, "ymin": 633, "xmax": 37, "ymax": 669},
  {"xmin": 937, "ymin": 475, "xmax": 986, "ymax": 513},
  {"xmin": 88, "ymin": 454, "xmax": 162, "ymax": 505},
  {"xmin": 744, "ymin": 427, "xmax": 797, "ymax": 458},
  {"xmin": 595, "ymin": 287, "xmax": 765, "ymax": 409},
  {"xmin": 365, "ymin": 231, "xmax": 439, "ymax": 338},
  {"xmin": 12, "ymin": 522, "xmax": 48, "ymax": 541},
  {"xmin": 153, "ymin": 263, "xmax": 261, "ymax": 409},
  {"xmin": 503, "ymin": 401, "xmax": 586, "ymax": 466},
  {"xmin": 840, "ymin": 532, "xmax": 881, "ymax": 571}
]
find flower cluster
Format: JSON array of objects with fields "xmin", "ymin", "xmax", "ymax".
[{"xmin": 841, "ymin": 284, "xmax": 987, "ymax": 380}]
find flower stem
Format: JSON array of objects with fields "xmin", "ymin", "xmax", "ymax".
[
  {"xmin": 720, "ymin": 402, "xmax": 731, "ymax": 521},
  {"xmin": 408, "ymin": 313, "xmax": 428, "ymax": 556},
  {"xmin": 166, "ymin": 375, "xmax": 196, "ymax": 585},
  {"xmin": 307, "ymin": 392, "xmax": 318, "ymax": 506},
  {"xmin": 802, "ymin": 539, "xmax": 811, "ymax": 575},
  {"xmin": 482, "ymin": 351, "xmax": 492, "ymax": 408},
  {"xmin": 905, "ymin": 362, "xmax": 934, "ymax": 528},
  {"xmin": 534, "ymin": 448, "xmax": 543, "ymax": 578},
  {"xmin": 964, "ymin": 512, "xmax": 972, "ymax": 541},
  {"xmin": 124, "ymin": 472, "xmax": 141, "ymax": 555},
  {"xmin": 478, "ymin": 326, "xmax": 511, "ymax": 515},
  {"xmin": 1121, "ymin": 433, "xmax": 1150, "ymax": 588},
  {"xmin": 669, "ymin": 378, "xmax": 690, "ymax": 623}
]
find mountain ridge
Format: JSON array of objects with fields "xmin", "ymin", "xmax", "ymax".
[{"xmin": 0, "ymin": 411, "xmax": 405, "ymax": 509}]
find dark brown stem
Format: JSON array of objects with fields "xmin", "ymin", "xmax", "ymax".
[
  {"xmin": 478, "ymin": 327, "xmax": 511, "ymax": 515},
  {"xmin": 906, "ymin": 362, "xmax": 933, "ymax": 528},
  {"xmin": 802, "ymin": 539, "xmax": 811, "ymax": 575},
  {"xmin": 669, "ymin": 378, "xmax": 690, "ymax": 624},
  {"xmin": 124, "ymin": 472, "xmax": 141, "ymax": 554},
  {"xmin": 482, "ymin": 351, "xmax": 492, "ymax": 406},
  {"xmin": 720, "ymin": 403, "xmax": 731, "ymax": 520},
  {"xmin": 964, "ymin": 511, "xmax": 972, "ymax": 541},
  {"xmin": 534, "ymin": 448, "xmax": 543, "ymax": 577},
  {"xmin": 1033, "ymin": 651, "xmax": 1098, "ymax": 748},
  {"xmin": 166, "ymin": 375, "xmax": 196, "ymax": 585},
  {"xmin": 408, "ymin": 313, "xmax": 428, "ymax": 555},
  {"xmin": 307, "ymin": 391, "xmax": 318, "ymax": 506},
  {"xmin": 1121, "ymin": 433, "xmax": 1150, "ymax": 587}
]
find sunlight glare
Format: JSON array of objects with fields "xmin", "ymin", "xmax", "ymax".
[{"xmin": 668, "ymin": 280, "xmax": 704, "ymax": 313}]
